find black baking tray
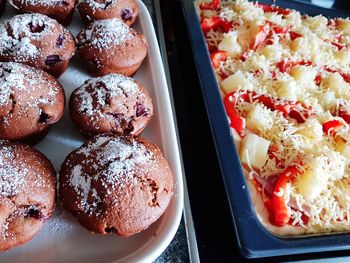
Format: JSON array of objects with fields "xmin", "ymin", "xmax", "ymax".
[{"xmin": 181, "ymin": 0, "xmax": 350, "ymax": 259}]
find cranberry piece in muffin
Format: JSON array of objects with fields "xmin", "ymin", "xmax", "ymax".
[
  {"xmin": 0, "ymin": 13, "xmax": 76, "ymax": 77},
  {"xmin": 77, "ymin": 0, "xmax": 138, "ymax": 25},
  {"xmin": 0, "ymin": 62, "xmax": 65, "ymax": 142},
  {"xmin": 8, "ymin": 0, "xmax": 77, "ymax": 26},
  {"xmin": 0, "ymin": 141, "xmax": 56, "ymax": 251},
  {"xmin": 76, "ymin": 18, "xmax": 147, "ymax": 77},
  {"xmin": 59, "ymin": 134, "xmax": 173, "ymax": 236},
  {"xmin": 70, "ymin": 74, "xmax": 153, "ymax": 137}
]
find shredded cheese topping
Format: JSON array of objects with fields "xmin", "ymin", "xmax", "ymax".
[{"xmin": 197, "ymin": 0, "xmax": 350, "ymax": 233}]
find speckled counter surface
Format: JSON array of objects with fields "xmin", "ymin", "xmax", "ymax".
[{"xmin": 141, "ymin": 1, "xmax": 190, "ymax": 262}]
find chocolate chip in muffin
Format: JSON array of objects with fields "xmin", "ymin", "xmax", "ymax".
[{"xmin": 121, "ymin": 7, "xmax": 133, "ymax": 21}]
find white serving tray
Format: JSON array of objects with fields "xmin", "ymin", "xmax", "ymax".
[{"xmin": 0, "ymin": 1, "xmax": 184, "ymax": 262}]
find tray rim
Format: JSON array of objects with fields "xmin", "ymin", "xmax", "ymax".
[{"xmin": 182, "ymin": 0, "xmax": 350, "ymax": 259}]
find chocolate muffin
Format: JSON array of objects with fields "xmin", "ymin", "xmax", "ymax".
[
  {"xmin": 76, "ymin": 18, "xmax": 147, "ymax": 77},
  {"xmin": 0, "ymin": 141, "xmax": 56, "ymax": 251},
  {"xmin": 59, "ymin": 134, "xmax": 174, "ymax": 236},
  {"xmin": 9, "ymin": 0, "xmax": 77, "ymax": 26},
  {"xmin": 0, "ymin": 13, "xmax": 76, "ymax": 77},
  {"xmin": 0, "ymin": 62, "xmax": 65, "ymax": 142},
  {"xmin": 77, "ymin": 0, "xmax": 138, "ymax": 25},
  {"xmin": 0, "ymin": 0, "xmax": 5, "ymax": 16},
  {"xmin": 70, "ymin": 74, "xmax": 153, "ymax": 137}
]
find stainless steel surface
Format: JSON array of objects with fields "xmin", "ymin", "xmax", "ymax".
[{"xmin": 154, "ymin": 0, "xmax": 200, "ymax": 262}]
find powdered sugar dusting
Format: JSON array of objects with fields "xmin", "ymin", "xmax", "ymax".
[
  {"xmin": 77, "ymin": 18, "xmax": 134, "ymax": 49},
  {"xmin": 0, "ymin": 62, "xmax": 59, "ymax": 111},
  {"xmin": 78, "ymin": 0, "xmax": 116, "ymax": 11},
  {"xmin": 75, "ymin": 74, "xmax": 140, "ymax": 117},
  {"xmin": 99, "ymin": 138, "xmax": 151, "ymax": 185},
  {"xmin": 66, "ymin": 136, "xmax": 155, "ymax": 214},
  {"xmin": 70, "ymin": 165, "xmax": 91, "ymax": 198},
  {"xmin": 0, "ymin": 13, "xmax": 56, "ymax": 60},
  {"xmin": 69, "ymin": 165, "xmax": 98, "ymax": 213},
  {"xmin": 10, "ymin": 0, "xmax": 69, "ymax": 8},
  {"xmin": 0, "ymin": 143, "xmax": 29, "ymax": 197}
]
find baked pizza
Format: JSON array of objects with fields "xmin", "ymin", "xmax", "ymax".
[{"xmin": 197, "ymin": 0, "xmax": 350, "ymax": 235}]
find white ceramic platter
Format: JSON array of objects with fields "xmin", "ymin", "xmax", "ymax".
[{"xmin": 0, "ymin": 1, "xmax": 184, "ymax": 262}]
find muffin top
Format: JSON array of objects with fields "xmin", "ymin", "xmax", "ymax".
[
  {"xmin": 77, "ymin": 18, "xmax": 136, "ymax": 51},
  {"xmin": 77, "ymin": 0, "xmax": 138, "ymax": 25},
  {"xmin": 70, "ymin": 74, "xmax": 153, "ymax": 136},
  {"xmin": 9, "ymin": 0, "xmax": 74, "ymax": 8},
  {"xmin": 76, "ymin": 18, "xmax": 147, "ymax": 75},
  {"xmin": 0, "ymin": 62, "xmax": 65, "ymax": 141},
  {"xmin": 0, "ymin": 13, "xmax": 76, "ymax": 72},
  {"xmin": 59, "ymin": 134, "xmax": 173, "ymax": 236},
  {"xmin": 0, "ymin": 141, "xmax": 56, "ymax": 251}
]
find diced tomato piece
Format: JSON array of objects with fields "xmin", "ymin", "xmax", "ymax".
[
  {"xmin": 274, "ymin": 102, "xmax": 299, "ymax": 117},
  {"xmin": 199, "ymin": 0, "xmax": 220, "ymax": 10},
  {"xmin": 267, "ymin": 21, "xmax": 291, "ymax": 34},
  {"xmin": 339, "ymin": 107, "xmax": 350, "ymax": 124},
  {"xmin": 223, "ymin": 93, "xmax": 246, "ymax": 134},
  {"xmin": 341, "ymin": 73, "xmax": 350, "ymax": 83},
  {"xmin": 224, "ymin": 90, "xmax": 313, "ymax": 126},
  {"xmin": 289, "ymin": 209, "xmax": 310, "ymax": 226},
  {"xmin": 250, "ymin": 24, "xmax": 270, "ymax": 49},
  {"xmin": 265, "ymin": 38, "xmax": 274, "ymax": 45},
  {"xmin": 277, "ymin": 59, "xmax": 312, "ymax": 73},
  {"xmin": 324, "ymin": 66, "xmax": 336, "ymax": 73},
  {"xmin": 315, "ymin": 74, "xmax": 322, "ymax": 85},
  {"xmin": 273, "ymin": 25, "xmax": 291, "ymax": 34},
  {"xmin": 220, "ymin": 20, "xmax": 233, "ymax": 33},
  {"xmin": 330, "ymin": 41, "xmax": 345, "ymax": 50},
  {"xmin": 228, "ymin": 109, "xmax": 246, "ymax": 134},
  {"xmin": 324, "ymin": 67, "xmax": 350, "ymax": 84},
  {"xmin": 289, "ymin": 31, "xmax": 303, "ymax": 40},
  {"xmin": 323, "ymin": 119, "xmax": 344, "ymax": 136},
  {"xmin": 289, "ymin": 107, "xmax": 313, "ymax": 123},
  {"xmin": 263, "ymin": 22, "xmax": 291, "ymax": 45},
  {"xmin": 219, "ymin": 72, "xmax": 228, "ymax": 80},
  {"xmin": 201, "ymin": 16, "xmax": 222, "ymax": 33},
  {"xmin": 257, "ymin": 3, "xmax": 291, "ymax": 15},
  {"xmin": 336, "ymin": 33, "xmax": 343, "ymax": 42},
  {"xmin": 255, "ymin": 95, "xmax": 274, "ymax": 109},
  {"xmin": 210, "ymin": 51, "xmax": 228, "ymax": 68},
  {"xmin": 240, "ymin": 51, "xmax": 249, "ymax": 61},
  {"xmin": 301, "ymin": 213, "xmax": 310, "ymax": 225},
  {"xmin": 277, "ymin": 60, "xmax": 289, "ymax": 73},
  {"xmin": 266, "ymin": 165, "xmax": 301, "ymax": 227},
  {"xmin": 201, "ymin": 16, "xmax": 232, "ymax": 33}
]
